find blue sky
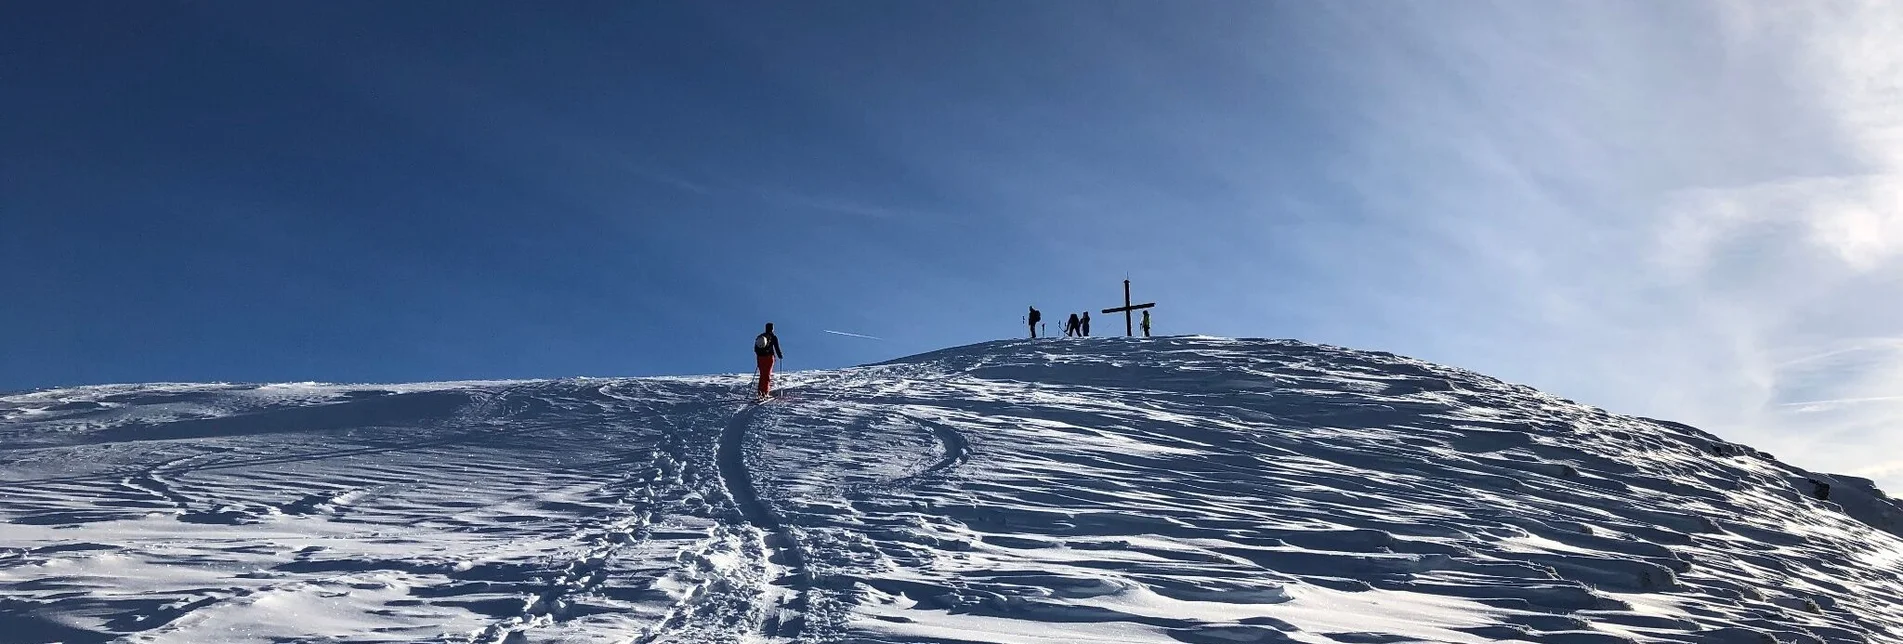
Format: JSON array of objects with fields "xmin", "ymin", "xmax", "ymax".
[{"xmin": 5, "ymin": 2, "xmax": 1900, "ymax": 490}]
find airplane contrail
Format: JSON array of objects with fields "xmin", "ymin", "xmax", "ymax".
[{"xmin": 822, "ymin": 329, "xmax": 884, "ymax": 340}]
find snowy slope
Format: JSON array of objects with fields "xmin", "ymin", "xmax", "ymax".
[{"xmin": 3, "ymin": 337, "xmax": 1901, "ymax": 644}]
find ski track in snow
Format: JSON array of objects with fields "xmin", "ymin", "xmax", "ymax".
[{"xmin": 3, "ymin": 337, "xmax": 1903, "ymax": 643}]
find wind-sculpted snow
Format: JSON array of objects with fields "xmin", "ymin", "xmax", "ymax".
[{"xmin": 3, "ymin": 338, "xmax": 1902, "ymax": 643}]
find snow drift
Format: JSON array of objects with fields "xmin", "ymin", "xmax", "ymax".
[{"xmin": 2, "ymin": 337, "xmax": 1901, "ymax": 643}]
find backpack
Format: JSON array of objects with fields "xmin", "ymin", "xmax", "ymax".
[{"xmin": 755, "ymin": 334, "xmax": 770, "ymax": 351}]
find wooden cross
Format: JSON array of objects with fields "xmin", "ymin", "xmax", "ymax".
[{"xmin": 1101, "ymin": 279, "xmax": 1156, "ymax": 337}]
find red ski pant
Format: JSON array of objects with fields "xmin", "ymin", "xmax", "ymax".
[{"xmin": 756, "ymin": 354, "xmax": 775, "ymax": 396}]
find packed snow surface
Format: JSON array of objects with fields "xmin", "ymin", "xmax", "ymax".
[{"xmin": 3, "ymin": 337, "xmax": 1902, "ymax": 643}]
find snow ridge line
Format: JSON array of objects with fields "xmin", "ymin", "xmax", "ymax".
[{"xmin": 716, "ymin": 403, "xmax": 811, "ymax": 639}]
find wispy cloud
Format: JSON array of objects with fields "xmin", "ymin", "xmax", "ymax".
[
  {"xmin": 1781, "ymin": 396, "xmax": 1903, "ymax": 413},
  {"xmin": 1303, "ymin": 2, "xmax": 1903, "ymax": 492},
  {"xmin": 748, "ymin": 188, "xmax": 927, "ymax": 221},
  {"xmin": 616, "ymin": 153, "xmax": 923, "ymax": 220},
  {"xmin": 822, "ymin": 329, "xmax": 883, "ymax": 340},
  {"xmin": 1645, "ymin": 2, "xmax": 1903, "ymax": 487},
  {"xmin": 619, "ymin": 161, "xmax": 713, "ymax": 195}
]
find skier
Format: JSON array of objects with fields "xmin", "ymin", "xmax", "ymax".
[
  {"xmin": 1065, "ymin": 313, "xmax": 1080, "ymax": 337},
  {"xmin": 1027, "ymin": 306, "xmax": 1041, "ymax": 338},
  {"xmin": 1141, "ymin": 310, "xmax": 1152, "ymax": 337},
  {"xmin": 1080, "ymin": 311, "xmax": 1091, "ymax": 337},
  {"xmin": 754, "ymin": 323, "xmax": 783, "ymax": 399}
]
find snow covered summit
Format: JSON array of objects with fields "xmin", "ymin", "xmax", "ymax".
[{"xmin": 3, "ymin": 337, "xmax": 1901, "ymax": 643}]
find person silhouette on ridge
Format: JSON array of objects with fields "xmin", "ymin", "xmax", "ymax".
[
  {"xmin": 1027, "ymin": 306, "xmax": 1041, "ymax": 338},
  {"xmin": 754, "ymin": 323, "xmax": 783, "ymax": 398},
  {"xmin": 1065, "ymin": 313, "xmax": 1080, "ymax": 337},
  {"xmin": 1080, "ymin": 311, "xmax": 1091, "ymax": 337},
  {"xmin": 1141, "ymin": 309, "xmax": 1152, "ymax": 337}
]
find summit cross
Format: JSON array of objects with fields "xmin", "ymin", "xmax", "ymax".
[{"xmin": 1100, "ymin": 279, "xmax": 1156, "ymax": 337}]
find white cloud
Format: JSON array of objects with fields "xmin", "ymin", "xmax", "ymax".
[
  {"xmin": 1646, "ymin": 2, "xmax": 1903, "ymax": 487},
  {"xmin": 1645, "ymin": 1, "xmax": 1903, "ymax": 491},
  {"xmin": 1677, "ymin": 2, "xmax": 1903, "ymax": 270},
  {"xmin": 1662, "ymin": 175, "xmax": 1903, "ymax": 275},
  {"xmin": 1310, "ymin": 1, "xmax": 1903, "ymax": 492}
]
